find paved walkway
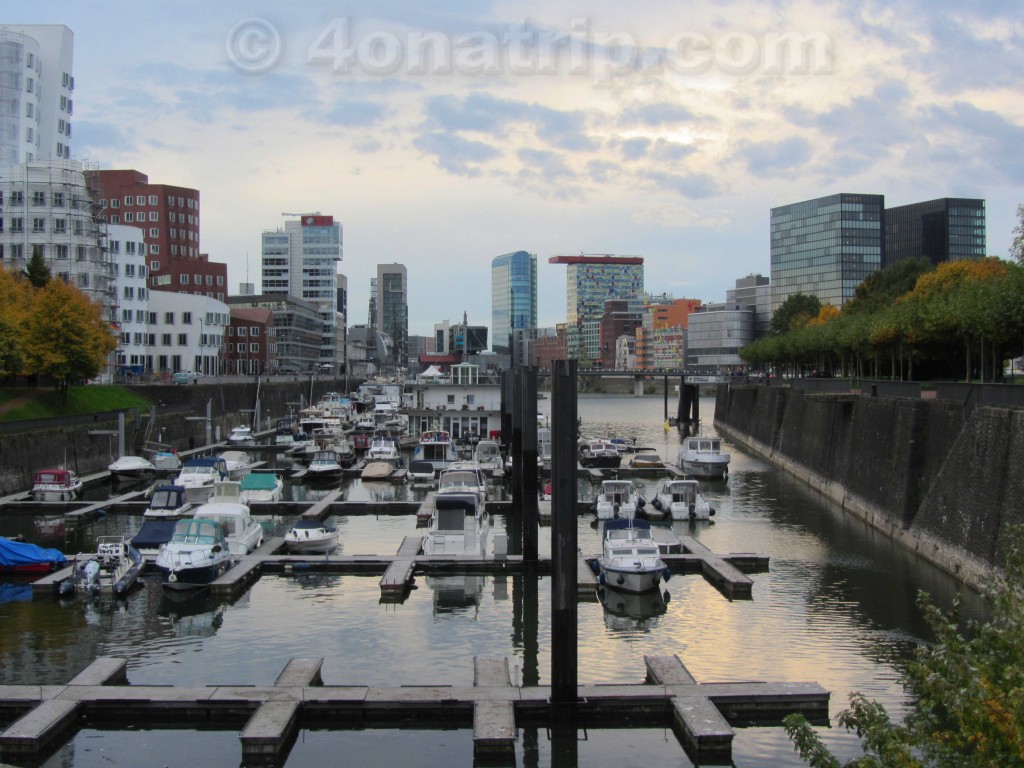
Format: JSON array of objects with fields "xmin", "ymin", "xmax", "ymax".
[{"xmin": 0, "ymin": 392, "xmax": 38, "ymax": 418}]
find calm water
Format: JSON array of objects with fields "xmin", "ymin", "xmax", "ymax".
[{"xmin": 0, "ymin": 394, "xmax": 985, "ymax": 767}]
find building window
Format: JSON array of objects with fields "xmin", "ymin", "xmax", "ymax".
[
  {"xmin": 10, "ymin": 218, "xmax": 23, "ymax": 233},
  {"xmin": 150, "ymin": 245, "xmax": 159, "ymax": 255},
  {"xmin": 183, "ymin": 312, "xmax": 192, "ymax": 324},
  {"xmin": 148, "ymin": 228, "xmax": 158, "ymax": 238},
  {"xmin": 52, "ymin": 192, "xmax": 64, "ymax": 207},
  {"xmin": 250, "ymin": 326, "xmax": 259, "ymax": 336},
  {"xmin": 162, "ymin": 333, "xmax": 172, "ymax": 345},
  {"xmin": 205, "ymin": 275, "xmax": 212, "ymax": 286},
  {"xmin": 110, "ymin": 215, "xmax": 120, "ymax": 224},
  {"xmin": 216, "ymin": 276, "xmax": 224, "ymax": 286},
  {"xmin": 194, "ymin": 274, "xmax": 201, "ymax": 284},
  {"xmin": 10, "ymin": 244, "xmax": 23, "ymax": 259},
  {"xmin": 170, "ymin": 245, "xmax": 178, "ymax": 255},
  {"xmin": 250, "ymin": 343, "xmax": 259, "ymax": 353},
  {"xmin": 148, "ymin": 195, "xmax": 158, "ymax": 205},
  {"xmin": 177, "ymin": 334, "xmax": 187, "ymax": 346},
  {"xmin": 238, "ymin": 327, "xmax": 248, "ymax": 337},
  {"xmin": 149, "ymin": 211, "xmax": 158, "ymax": 221},
  {"xmin": 53, "ymin": 219, "xmax": 66, "ymax": 234},
  {"xmin": 123, "ymin": 286, "xmax": 134, "ymax": 299},
  {"xmin": 110, "ymin": 199, "xmax": 119, "ymax": 209},
  {"xmin": 124, "ymin": 212, "xmax": 134, "ymax": 223},
  {"xmin": 32, "ymin": 218, "xmax": 45, "ymax": 233},
  {"xmin": 31, "ymin": 191, "xmax": 45, "ymax": 206},
  {"xmin": 54, "ymin": 244, "xmax": 68, "ymax": 259},
  {"xmin": 180, "ymin": 274, "xmax": 189, "ymax": 285},
  {"xmin": 10, "ymin": 191, "xmax": 23, "ymax": 206}
]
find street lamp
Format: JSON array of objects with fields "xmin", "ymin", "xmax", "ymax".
[{"xmin": 198, "ymin": 317, "xmax": 204, "ymax": 376}]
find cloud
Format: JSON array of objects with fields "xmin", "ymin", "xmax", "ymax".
[
  {"xmin": 311, "ymin": 100, "xmax": 388, "ymax": 127},
  {"xmin": 517, "ymin": 148, "xmax": 574, "ymax": 180},
  {"xmin": 412, "ymin": 132, "xmax": 500, "ymax": 176},
  {"xmin": 621, "ymin": 137, "xmax": 651, "ymax": 160},
  {"xmin": 72, "ymin": 120, "xmax": 132, "ymax": 152},
  {"xmin": 736, "ymin": 136, "xmax": 812, "ymax": 177},
  {"xmin": 624, "ymin": 103, "xmax": 697, "ymax": 126},
  {"xmin": 642, "ymin": 170, "xmax": 719, "ymax": 199}
]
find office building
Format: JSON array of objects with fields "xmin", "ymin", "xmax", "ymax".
[
  {"xmin": 227, "ymin": 294, "xmax": 325, "ymax": 374},
  {"xmin": 491, "ymin": 250, "xmax": 537, "ymax": 355},
  {"xmin": 376, "ymin": 263, "xmax": 408, "ymax": 371},
  {"xmin": 770, "ymin": 193, "xmax": 884, "ymax": 314},
  {"xmin": 686, "ymin": 302, "xmax": 755, "ymax": 372},
  {"xmin": 0, "ymin": 25, "xmax": 74, "ymax": 164},
  {"xmin": 549, "ymin": 254, "xmax": 644, "ymax": 361},
  {"xmin": 261, "ymin": 214, "xmax": 343, "ymax": 369},
  {"xmin": 107, "ymin": 224, "xmax": 150, "ymax": 377},
  {"xmin": 726, "ymin": 274, "xmax": 771, "ymax": 338},
  {"xmin": 884, "ymin": 198, "xmax": 986, "ymax": 268}
]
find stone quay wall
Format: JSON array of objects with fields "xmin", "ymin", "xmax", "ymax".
[
  {"xmin": 0, "ymin": 379, "xmax": 349, "ymax": 496},
  {"xmin": 714, "ymin": 383, "xmax": 1024, "ymax": 590}
]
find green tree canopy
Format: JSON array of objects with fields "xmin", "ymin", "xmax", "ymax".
[
  {"xmin": 0, "ymin": 269, "xmax": 32, "ymax": 379},
  {"xmin": 771, "ymin": 293, "xmax": 822, "ymax": 336},
  {"xmin": 1011, "ymin": 203, "xmax": 1024, "ymax": 265},
  {"xmin": 845, "ymin": 258, "xmax": 933, "ymax": 316},
  {"xmin": 22, "ymin": 245, "xmax": 51, "ymax": 288}
]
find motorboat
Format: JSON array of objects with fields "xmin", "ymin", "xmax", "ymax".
[
  {"xmin": 107, "ymin": 455, "xmax": 156, "ymax": 480},
  {"xmin": 408, "ymin": 460, "xmax": 436, "ymax": 486},
  {"xmin": 578, "ymin": 439, "xmax": 622, "ymax": 469},
  {"xmin": 596, "ymin": 518, "xmax": 670, "ymax": 594},
  {"xmin": 153, "ymin": 517, "xmax": 233, "ymax": 590},
  {"xmin": 191, "ymin": 482, "xmax": 264, "ymax": 555},
  {"xmin": 677, "ymin": 436, "xmax": 731, "ymax": 479},
  {"xmin": 361, "ymin": 459, "xmax": 396, "ymax": 481},
  {"xmin": 436, "ymin": 463, "xmax": 488, "ymax": 511},
  {"xmin": 306, "ymin": 450, "xmax": 345, "ymax": 482},
  {"xmin": 423, "ymin": 491, "xmax": 490, "ymax": 556},
  {"xmin": 143, "ymin": 484, "xmax": 194, "ymax": 519},
  {"xmin": 57, "ymin": 535, "xmax": 145, "ymax": 598},
  {"xmin": 218, "ymin": 450, "xmax": 256, "ymax": 480},
  {"xmin": 274, "ymin": 417, "xmax": 298, "ymax": 447},
  {"xmin": 411, "ymin": 429, "xmax": 459, "ymax": 474},
  {"xmin": 609, "ymin": 437, "xmax": 635, "ymax": 454},
  {"xmin": 315, "ymin": 432, "xmax": 356, "ymax": 468},
  {"xmin": 366, "ymin": 431, "xmax": 401, "ymax": 462},
  {"xmin": 538, "ymin": 427, "xmax": 552, "ymax": 472},
  {"xmin": 284, "ymin": 519, "xmax": 339, "ymax": 553},
  {"xmin": 651, "ymin": 478, "xmax": 715, "ymax": 521},
  {"xmin": 628, "ymin": 449, "xmax": 665, "ymax": 469},
  {"xmin": 0, "ymin": 537, "xmax": 66, "ymax": 574},
  {"xmin": 473, "ymin": 440, "xmax": 504, "ymax": 479},
  {"xmin": 593, "ymin": 479, "xmax": 643, "ymax": 520},
  {"xmin": 226, "ymin": 425, "xmax": 256, "ymax": 446},
  {"xmin": 130, "ymin": 518, "xmax": 178, "ymax": 557},
  {"xmin": 151, "ymin": 450, "xmax": 182, "ymax": 473},
  {"xmin": 31, "ymin": 468, "xmax": 83, "ymax": 502},
  {"xmin": 174, "ymin": 457, "xmax": 228, "ymax": 503},
  {"xmin": 238, "ymin": 472, "xmax": 284, "ymax": 503}
]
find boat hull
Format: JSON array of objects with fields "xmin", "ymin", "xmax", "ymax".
[
  {"xmin": 680, "ymin": 459, "xmax": 729, "ymax": 479},
  {"xmin": 155, "ymin": 559, "xmax": 231, "ymax": 590},
  {"xmin": 597, "ymin": 562, "xmax": 664, "ymax": 594}
]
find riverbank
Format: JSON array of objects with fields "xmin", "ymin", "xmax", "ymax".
[{"xmin": 713, "ymin": 382, "xmax": 1020, "ymax": 591}]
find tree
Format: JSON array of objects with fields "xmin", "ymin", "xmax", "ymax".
[
  {"xmin": 22, "ymin": 279, "xmax": 117, "ymax": 402},
  {"xmin": 22, "ymin": 245, "xmax": 51, "ymax": 288},
  {"xmin": 785, "ymin": 526, "xmax": 1024, "ymax": 767},
  {"xmin": 0, "ymin": 268, "xmax": 32, "ymax": 381},
  {"xmin": 845, "ymin": 258, "xmax": 933, "ymax": 316},
  {"xmin": 771, "ymin": 293, "xmax": 822, "ymax": 336},
  {"xmin": 1011, "ymin": 203, "xmax": 1024, "ymax": 265}
]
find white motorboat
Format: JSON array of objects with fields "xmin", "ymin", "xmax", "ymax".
[
  {"xmin": 143, "ymin": 484, "xmax": 194, "ymax": 519},
  {"xmin": 366, "ymin": 431, "xmax": 401, "ymax": 462},
  {"xmin": 360, "ymin": 459, "xmax": 395, "ymax": 481},
  {"xmin": 473, "ymin": 440, "xmax": 504, "ymax": 479},
  {"xmin": 423, "ymin": 491, "xmax": 490, "ymax": 556},
  {"xmin": 153, "ymin": 517, "xmax": 233, "ymax": 590},
  {"xmin": 238, "ymin": 472, "xmax": 284, "ymax": 503},
  {"xmin": 651, "ymin": 478, "xmax": 715, "ymax": 521},
  {"xmin": 436, "ymin": 463, "xmax": 488, "ymax": 511},
  {"xmin": 218, "ymin": 450, "xmax": 256, "ymax": 480},
  {"xmin": 407, "ymin": 460, "xmax": 436, "ymax": 486},
  {"xmin": 284, "ymin": 519, "xmax": 338, "ymax": 553},
  {"xmin": 174, "ymin": 457, "xmax": 228, "ymax": 503},
  {"xmin": 107, "ymin": 455, "xmax": 156, "ymax": 480},
  {"xmin": 151, "ymin": 450, "xmax": 182, "ymax": 473},
  {"xmin": 628, "ymin": 449, "xmax": 665, "ymax": 469},
  {"xmin": 578, "ymin": 439, "xmax": 622, "ymax": 469},
  {"xmin": 227, "ymin": 425, "xmax": 256, "ymax": 446},
  {"xmin": 593, "ymin": 479, "xmax": 644, "ymax": 520},
  {"xmin": 306, "ymin": 450, "xmax": 344, "ymax": 482},
  {"xmin": 411, "ymin": 429, "xmax": 459, "ymax": 473},
  {"xmin": 192, "ymin": 482, "xmax": 264, "ymax": 556},
  {"xmin": 596, "ymin": 519, "xmax": 670, "ymax": 594},
  {"xmin": 57, "ymin": 535, "xmax": 145, "ymax": 598},
  {"xmin": 677, "ymin": 436, "xmax": 731, "ymax": 479},
  {"xmin": 31, "ymin": 468, "xmax": 83, "ymax": 502}
]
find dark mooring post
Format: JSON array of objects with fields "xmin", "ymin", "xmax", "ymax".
[
  {"xmin": 511, "ymin": 368, "xmax": 524, "ymax": 521},
  {"xmin": 521, "ymin": 366, "xmax": 539, "ymax": 563},
  {"xmin": 500, "ymin": 371, "xmax": 513, "ymax": 455},
  {"xmin": 550, "ymin": 359, "xmax": 578, "ymax": 710}
]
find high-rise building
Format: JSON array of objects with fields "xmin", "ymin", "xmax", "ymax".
[
  {"xmin": 726, "ymin": 274, "xmax": 771, "ymax": 338},
  {"xmin": 686, "ymin": 302, "xmax": 755, "ymax": 372},
  {"xmin": 376, "ymin": 263, "xmax": 408, "ymax": 370},
  {"xmin": 0, "ymin": 25, "xmax": 74, "ymax": 164},
  {"xmin": 770, "ymin": 193, "xmax": 884, "ymax": 314},
  {"xmin": 549, "ymin": 255, "xmax": 644, "ymax": 361},
  {"xmin": 491, "ymin": 250, "xmax": 537, "ymax": 355},
  {"xmin": 884, "ymin": 198, "xmax": 986, "ymax": 268},
  {"xmin": 261, "ymin": 214, "xmax": 343, "ymax": 369}
]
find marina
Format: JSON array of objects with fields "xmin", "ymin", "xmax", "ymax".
[{"xmin": 0, "ymin": 393, "xmax": 990, "ymax": 767}]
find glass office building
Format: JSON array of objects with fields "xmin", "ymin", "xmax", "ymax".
[
  {"xmin": 491, "ymin": 251, "xmax": 537, "ymax": 354},
  {"xmin": 884, "ymin": 198, "xmax": 986, "ymax": 268},
  {"xmin": 376, "ymin": 263, "xmax": 408, "ymax": 370},
  {"xmin": 770, "ymin": 193, "xmax": 884, "ymax": 314}
]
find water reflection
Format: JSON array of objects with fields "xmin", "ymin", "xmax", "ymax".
[{"xmin": 597, "ymin": 584, "xmax": 668, "ymax": 633}]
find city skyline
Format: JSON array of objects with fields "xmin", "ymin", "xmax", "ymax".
[{"xmin": 7, "ymin": 3, "xmax": 1022, "ymax": 337}]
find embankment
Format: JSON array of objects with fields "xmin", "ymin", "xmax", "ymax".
[{"xmin": 715, "ymin": 384, "xmax": 1024, "ymax": 589}]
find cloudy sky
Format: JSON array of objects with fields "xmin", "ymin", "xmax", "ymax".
[{"xmin": 24, "ymin": 1, "xmax": 1024, "ymax": 337}]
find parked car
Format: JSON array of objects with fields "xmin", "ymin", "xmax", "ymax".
[
  {"xmin": 172, "ymin": 371, "xmax": 201, "ymax": 384},
  {"xmin": 275, "ymin": 364, "xmax": 301, "ymax": 375}
]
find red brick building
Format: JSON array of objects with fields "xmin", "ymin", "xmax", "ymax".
[{"xmin": 226, "ymin": 307, "xmax": 273, "ymax": 375}]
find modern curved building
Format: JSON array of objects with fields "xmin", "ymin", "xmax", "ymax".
[{"xmin": 491, "ymin": 250, "xmax": 537, "ymax": 355}]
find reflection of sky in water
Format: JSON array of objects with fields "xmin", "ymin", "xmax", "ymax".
[{"xmin": 3, "ymin": 393, "xmax": 990, "ymax": 766}]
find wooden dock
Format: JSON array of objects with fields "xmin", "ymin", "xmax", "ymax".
[{"xmin": 0, "ymin": 655, "xmax": 828, "ymax": 765}]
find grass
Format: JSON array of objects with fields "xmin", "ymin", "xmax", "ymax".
[{"xmin": 0, "ymin": 385, "xmax": 153, "ymax": 422}]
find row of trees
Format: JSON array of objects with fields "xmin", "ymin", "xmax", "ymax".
[
  {"xmin": 0, "ymin": 253, "xmax": 117, "ymax": 401},
  {"xmin": 741, "ymin": 257, "xmax": 1024, "ymax": 381}
]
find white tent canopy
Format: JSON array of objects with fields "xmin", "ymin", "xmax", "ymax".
[{"xmin": 419, "ymin": 365, "xmax": 445, "ymax": 380}]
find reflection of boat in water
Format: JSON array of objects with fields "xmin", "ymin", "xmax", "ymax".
[
  {"xmin": 159, "ymin": 590, "xmax": 228, "ymax": 638},
  {"xmin": 427, "ymin": 574, "xmax": 483, "ymax": 614},
  {"xmin": 598, "ymin": 584, "xmax": 668, "ymax": 631}
]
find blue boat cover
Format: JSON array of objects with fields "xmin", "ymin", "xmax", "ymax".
[
  {"xmin": 603, "ymin": 518, "xmax": 651, "ymax": 531},
  {"xmin": 0, "ymin": 537, "xmax": 66, "ymax": 568},
  {"xmin": 130, "ymin": 519, "xmax": 177, "ymax": 549}
]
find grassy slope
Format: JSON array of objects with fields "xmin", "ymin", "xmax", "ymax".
[{"xmin": 0, "ymin": 386, "xmax": 153, "ymax": 422}]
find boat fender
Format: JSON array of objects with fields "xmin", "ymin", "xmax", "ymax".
[
  {"xmin": 662, "ymin": 567, "xmax": 671, "ymax": 582},
  {"xmin": 637, "ymin": 496, "xmax": 646, "ymax": 508},
  {"xmin": 590, "ymin": 560, "xmax": 600, "ymax": 576},
  {"xmin": 598, "ymin": 572, "xmax": 605, "ymax": 585},
  {"xmin": 651, "ymin": 497, "xmax": 662, "ymax": 511},
  {"xmin": 616, "ymin": 575, "xmax": 625, "ymax": 586},
  {"xmin": 169, "ymin": 573, "xmax": 177, "ymax": 582},
  {"xmin": 709, "ymin": 508, "xmax": 715, "ymax": 516},
  {"xmin": 663, "ymin": 590, "xmax": 671, "ymax": 603}
]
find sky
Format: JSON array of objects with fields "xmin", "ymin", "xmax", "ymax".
[{"xmin": 19, "ymin": 1, "xmax": 1024, "ymax": 338}]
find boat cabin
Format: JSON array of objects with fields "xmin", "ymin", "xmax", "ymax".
[{"xmin": 600, "ymin": 480, "xmax": 635, "ymax": 505}]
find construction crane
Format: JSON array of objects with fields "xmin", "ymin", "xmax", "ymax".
[{"xmin": 281, "ymin": 211, "xmax": 321, "ymax": 217}]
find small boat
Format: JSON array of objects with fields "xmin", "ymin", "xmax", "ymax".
[
  {"xmin": 227, "ymin": 425, "xmax": 256, "ymax": 446},
  {"xmin": 473, "ymin": 440, "xmax": 504, "ymax": 479},
  {"xmin": 31, "ymin": 468, "xmax": 83, "ymax": 502},
  {"xmin": 191, "ymin": 483, "xmax": 264, "ymax": 556},
  {"xmin": 366, "ymin": 431, "xmax": 401, "ymax": 462},
  {"xmin": 411, "ymin": 429, "xmax": 459, "ymax": 474},
  {"xmin": 238, "ymin": 472, "xmax": 284, "ymax": 503},
  {"xmin": 609, "ymin": 437, "xmax": 635, "ymax": 454},
  {"xmin": 153, "ymin": 517, "xmax": 233, "ymax": 590},
  {"xmin": 57, "ymin": 535, "xmax": 145, "ymax": 598},
  {"xmin": 437, "ymin": 463, "xmax": 488, "ymax": 511},
  {"xmin": 306, "ymin": 450, "xmax": 344, "ymax": 482},
  {"xmin": 677, "ymin": 436, "xmax": 731, "ymax": 479},
  {"xmin": 284, "ymin": 519, "xmax": 339, "ymax": 553},
  {"xmin": 174, "ymin": 457, "xmax": 228, "ymax": 503},
  {"xmin": 407, "ymin": 460, "xmax": 436, "ymax": 486},
  {"xmin": 423, "ymin": 491, "xmax": 490, "ymax": 556},
  {"xmin": 274, "ymin": 417, "xmax": 298, "ymax": 447},
  {"xmin": 151, "ymin": 450, "xmax": 182, "ymax": 473},
  {"xmin": 651, "ymin": 478, "xmax": 715, "ymax": 521},
  {"xmin": 578, "ymin": 439, "xmax": 622, "ymax": 469},
  {"xmin": 218, "ymin": 450, "xmax": 255, "ymax": 480},
  {"xmin": 130, "ymin": 518, "xmax": 178, "ymax": 557},
  {"xmin": 628, "ymin": 449, "xmax": 665, "ymax": 469},
  {"xmin": 143, "ymin": 484, "xmax": 194, "ymax": 519},
  {"xmin": 107, "ymin": 455, "xmax": 156, "ymax": 479},
  {"xmin": 0, "ymin": 537, "xmax": 66, "ymax": 574},
  {"xmin": 596, "ymin": 519, "xmax": 670, "ymax": 594},
  {"xmin": 593, "ymin": 479, "xmax": 643, "ymax": 520},
  {"xmin": 361, "ymin": 459, "xmax": 395, "ymax": 481}
]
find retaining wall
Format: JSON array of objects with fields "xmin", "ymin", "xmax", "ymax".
[{"xmin": 715, "ymin": 383, "xmax": 1024, "ymax": 588}]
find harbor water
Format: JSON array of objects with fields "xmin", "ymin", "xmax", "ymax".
[{"xmin": 0, "ymin": 394, "xmax": 985, "ymax": 767}]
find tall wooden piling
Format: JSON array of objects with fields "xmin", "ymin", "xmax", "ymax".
[
  {"xmin": 550, "ymin": 359, "xmax": 578, "ymax": 710},
  {"xmin": 520, "ymin": 366, "xmax": 539, "ymax": 563}
]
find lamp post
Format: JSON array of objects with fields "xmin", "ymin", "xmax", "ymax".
[{"xmin": 198, "ymin": 317, "xmax": 204, "ymax": 376}]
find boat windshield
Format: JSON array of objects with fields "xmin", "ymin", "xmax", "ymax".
[
  {"xmin": 439, "ymin": 471, "xmax": 479, "ymax": 490},
  {"xmin": 150, "ymin": 489, "xmax": 180, "ymax": 508},
  {"xmin": 171, "ymin": 519, "xmax": 222, "ymax": 544}
]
